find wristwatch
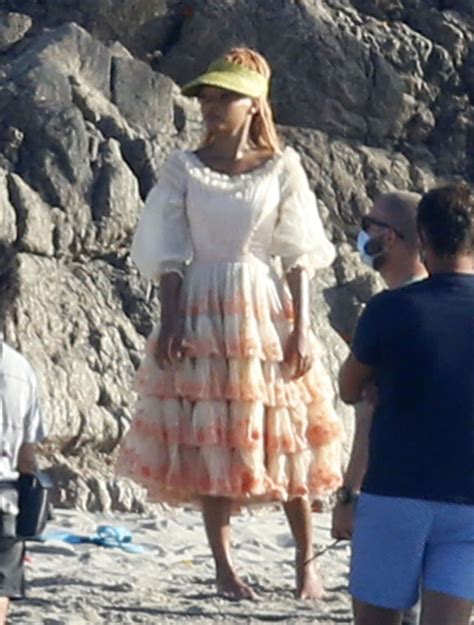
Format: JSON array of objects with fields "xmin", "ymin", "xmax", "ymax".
[{"xmin": 335, "ymin": 485, "xmax": 359, "ymax": 505}]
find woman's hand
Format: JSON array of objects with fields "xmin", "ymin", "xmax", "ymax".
[
  {"xmin": 284, "ymin": 327, "xmax": 314, "ymax": 380},
  {"xmin": 155, "ymin": 322, "xmax": 188, "ymax": 369},
  {"xmin": 155, "ymin": 272, "xmax": 186, "ymax": 369}
]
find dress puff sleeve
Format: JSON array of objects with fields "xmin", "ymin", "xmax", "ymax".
[
  {"xmin": 130, "ymin": 150, "xmax": 193, "ymax": 281},
  {"xmin": 271, "ymin": 147, "xmax": 336, "ymax": 278}
]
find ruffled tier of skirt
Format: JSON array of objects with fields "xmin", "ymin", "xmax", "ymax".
[{"xmin": 117, "ymin": 261, "xmax": 344, "ymax": 506}]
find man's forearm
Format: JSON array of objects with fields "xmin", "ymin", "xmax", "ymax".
[
  {"xmin": 342, "ymin": 401, "xmax": 372, "ymax": 490},
  {"xmin": 17, "ymin": 443, "xmax": 38, "ymax": 474}
]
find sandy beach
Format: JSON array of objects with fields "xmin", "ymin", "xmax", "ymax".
[{"xmin": 12, "ymin": 508, "xmax": 353, "ymax": 624}]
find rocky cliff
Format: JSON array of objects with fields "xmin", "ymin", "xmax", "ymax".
[{"xmin": 0, "ymin": 0, "xmax": 472, "ymax": 510}]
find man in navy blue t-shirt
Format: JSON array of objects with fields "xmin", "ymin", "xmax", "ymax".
[{"xmin": 339, "ymin": 183, "xmax": 474, "ymax": 625}]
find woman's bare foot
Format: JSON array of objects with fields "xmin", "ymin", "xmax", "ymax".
[
  {"xmin": 202, "ymin": 496, "xmax": 256, "ymax": 601},
  {"xmin": 295, "ymin": 556, "xmax": 324, "ymax": 600},
  {"xmin": 216, "ymin": 571, "xmax": 258, "ymax": 601}
]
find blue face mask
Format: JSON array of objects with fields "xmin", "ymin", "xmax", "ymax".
[{"xmin": 357, "ymin": 230, "xmax": 384, "ymax": 268}]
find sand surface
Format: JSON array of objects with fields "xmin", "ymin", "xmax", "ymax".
[
  {"xmin": 12, "ymin": 508, "xmax": 352, "ymax": 624},
  {"xmin": 10, "ymin": 508, "xmax": 473, "ymax": 624}
]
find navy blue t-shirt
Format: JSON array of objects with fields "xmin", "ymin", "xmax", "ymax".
[{"xmin": 352, "ymin": 273, "xmax": 474, "ymax": 505}]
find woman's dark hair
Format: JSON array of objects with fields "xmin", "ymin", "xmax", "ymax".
[
  {"xmin": 417, "ymin": 183, "xmax": 474, "ymax": 256},
  {"xmin": 0, "ymin": 241, "xmax": 19, "ymax": 320}
]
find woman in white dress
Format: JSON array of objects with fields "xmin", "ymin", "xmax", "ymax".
[{"xmin": 118, "ymin": 47, "xmax": 343, "ymax": 600}]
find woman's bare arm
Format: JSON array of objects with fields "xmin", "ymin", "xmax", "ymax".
[
  {"xmin": 284, "ymin": 267, "xmax": 313, "ymax": 379},
  {"xmin": 155, "ymin": 272, "xmax": 186, "ymax": 368},
  {"xmin": 159, "ymin": 272, "xmax": 183, "ymax": 328},
  {"xmin": 286, "ymin": 266, "xmax": 311, "ymax": 333}
]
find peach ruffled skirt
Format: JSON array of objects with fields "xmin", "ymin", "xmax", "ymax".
[{"xmin": 117, "ymin": 260, "xmax": 343, "ymax": 507}]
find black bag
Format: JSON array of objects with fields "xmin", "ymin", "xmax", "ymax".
[{"xmin": 16, "ymin": 472, "xmax": 53, "ymax": 539}]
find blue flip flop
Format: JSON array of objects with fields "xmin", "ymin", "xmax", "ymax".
[
  {"xmin": 94, "ymin": 525, "xmax": 145, "ymax": 553},
  {"xmin": 40, "ymin": 525, "xmax": 145, "ymax": 554},
  {"xmin": 38, "ymin": 531, "xmax": 86, "ymax": 544}
]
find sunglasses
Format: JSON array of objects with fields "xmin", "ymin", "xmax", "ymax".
[{"xmin": 361, "ymin": 215, "xmax": 404, "ymax": 239}]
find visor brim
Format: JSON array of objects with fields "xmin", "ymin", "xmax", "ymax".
[{"xmin": 181, "ymin": 71, "xmax": 267, "ymax": 99}]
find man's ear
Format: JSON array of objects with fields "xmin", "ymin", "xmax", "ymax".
[
  {"xmin": 417, "ymin": 227, "xmax": 427, "ymax": 247},
  {"xmin": 384, "ymin": 228, "xmax": 398, "ymax": 249}
]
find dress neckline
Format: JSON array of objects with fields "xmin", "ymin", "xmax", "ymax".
[{"xmin": 186, "ymin": 149, "xmax": 283, "ymax": 181}]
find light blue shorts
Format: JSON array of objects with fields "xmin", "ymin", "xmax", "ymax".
[{"xmin": 350, "ymin": 493, "xmax": 474, "ymax": 610}]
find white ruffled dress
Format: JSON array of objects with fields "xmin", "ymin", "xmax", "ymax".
[{"xmin": 117, "ymin": 147, "xmax": 343, "ymax": 507}]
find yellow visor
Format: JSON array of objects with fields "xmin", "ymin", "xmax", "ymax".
[{"xmin": 182, "ymin": 58, "xmax": 269, "ymax": 99}]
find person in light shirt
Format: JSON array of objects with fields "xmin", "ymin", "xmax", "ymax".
[{"xmin": 0, "ymin": 241, "xmax": 46, "ymax": 624}]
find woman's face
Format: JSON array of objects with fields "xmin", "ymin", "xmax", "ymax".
[{"xmin": 198, "ymin": 86, "xmax": 256, "ymax": 135}]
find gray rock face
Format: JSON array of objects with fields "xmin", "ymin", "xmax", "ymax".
[
  {"xmin": 0, "ymin": 171, "xmax": 17, "ymax": 244},
  {"xmin": 0, "ymin": 1, "xmax": 472, "ymax": 510},
  {"xmin": 8, "ymin": 174, "xmax": 54, "ymax": 256},
  {"xmin": 157, "ymin": 0, "xmax": 473, "ymax": 179},
  {"xmin": 0, "ymin": 11, "xmax": 32, "ymax": 52}
]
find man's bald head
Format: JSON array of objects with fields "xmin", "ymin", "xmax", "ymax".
[{"xmin": 374, "ymin": 191, "xmax": 422, "ymax": 249}]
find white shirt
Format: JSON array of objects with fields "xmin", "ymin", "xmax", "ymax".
[{"xmin": 0, "ymin": 341, "xmax": 46, "ymax": 480}]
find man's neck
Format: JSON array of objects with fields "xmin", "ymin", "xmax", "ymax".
[
  {"xmin": 381, "ymin": 258, "xmax": 427, "ymax": 289},
  {"xmin": 428, "ymin": 254, "xmax": 473, "ymax": 276}
]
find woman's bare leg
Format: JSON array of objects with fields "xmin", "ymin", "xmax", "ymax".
[
  {"xmin": 283, "ymin": 497, "xmax": 324, "ymax": 599},
  {"xmin": 202, "ymin": 495, "xmax": 257, "ymax": 600},
  {"xmin": 0, "ymin": 598, "xmax": 9, "ymax": 625}
]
